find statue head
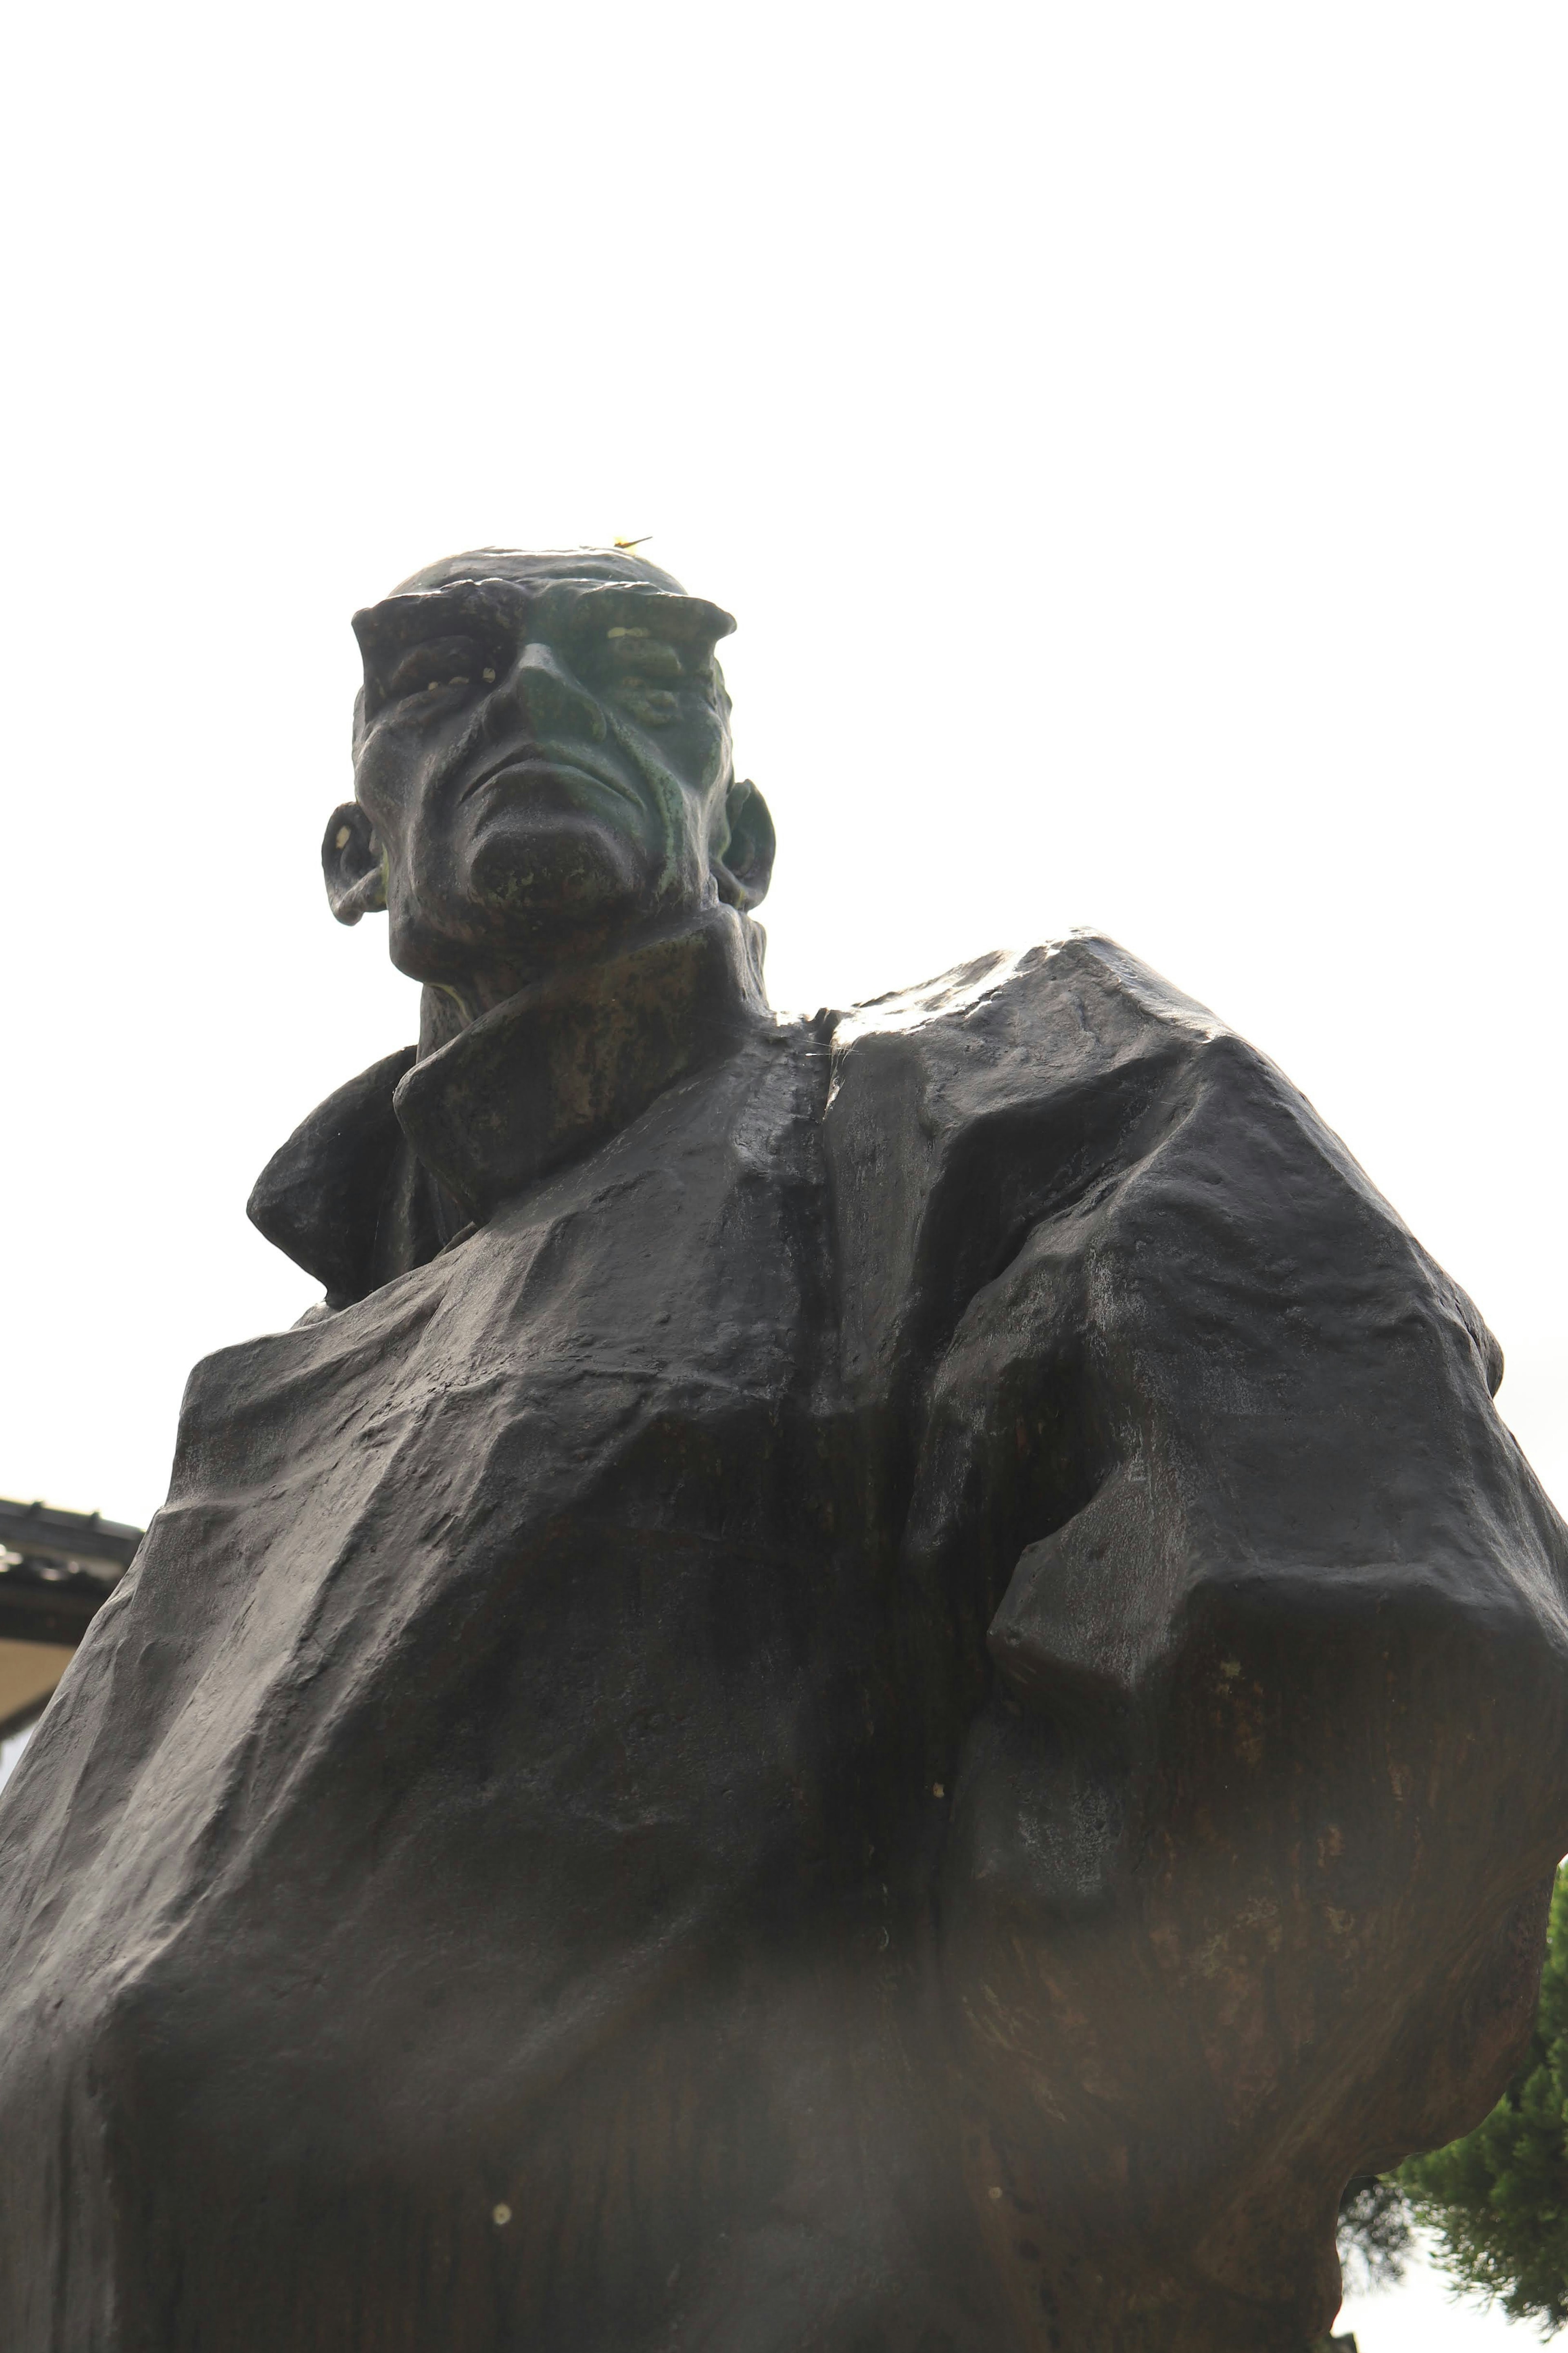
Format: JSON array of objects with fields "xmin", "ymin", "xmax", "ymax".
[{"xmin": 324, "ymin": 548, "xmax": 776, "ymax": 1016}]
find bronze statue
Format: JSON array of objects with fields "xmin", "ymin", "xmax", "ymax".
[{"xmin": 0, "ymin": 546, "xmax": 1564, "ymax": 2353}]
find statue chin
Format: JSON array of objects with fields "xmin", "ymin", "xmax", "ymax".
[{"xmin": 430, "ymin": 823, "xmax": 658, "ymax": 977}]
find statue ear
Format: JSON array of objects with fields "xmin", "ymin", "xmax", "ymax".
[
  {"xmin": 322, "ymin": 802, "xmax": 387, "ymax": 926},
  {"xmin": 712, "ymin": 778, "xmax": 775, "ymax": 913}
]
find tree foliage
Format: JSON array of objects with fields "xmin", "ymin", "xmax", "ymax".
[
  {"xmin": 1336, "ymin": 2174, "xmax": 1415, "ymax": 2294},
  {"xmin": 1396, "ymin": 1863, "xmax": 1568, "ymax": 2333}
]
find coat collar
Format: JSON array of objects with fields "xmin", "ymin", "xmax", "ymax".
[
  {"xmin": 248, "ymin": 908, "xmax": 771, "ymax": 1303},
  {"xmin": 394, "ymin": 905, "xmax": 770, "ymax": 1221}
]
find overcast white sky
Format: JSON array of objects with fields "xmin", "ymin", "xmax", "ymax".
[{"xmin": 1, "ymin": 4, "xmax": 1564, "ymax": 2340}]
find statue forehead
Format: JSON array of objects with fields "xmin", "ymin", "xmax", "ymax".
[{"xmin": 390, "ymin": 546, "xmax": 689, "ymax": 598}]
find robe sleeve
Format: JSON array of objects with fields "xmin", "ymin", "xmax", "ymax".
[{"xmin": 826, "ymin": 933, "xmax": 1568, "ymax": 2331}]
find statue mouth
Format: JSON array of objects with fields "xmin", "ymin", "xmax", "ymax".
[{"xmin": 458, "ymin": 750, "xmax": 642, "ymax": 814}]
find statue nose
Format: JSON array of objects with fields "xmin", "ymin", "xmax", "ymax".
[{"xmin": 493, "ymin": 641, "xmax": 607, "ymax": 744}]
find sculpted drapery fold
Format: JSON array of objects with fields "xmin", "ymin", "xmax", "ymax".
[{"xmin": 827, "ymin": 938, "xmax": 1568, "ymax": 2340}]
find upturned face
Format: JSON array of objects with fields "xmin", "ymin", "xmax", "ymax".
[{"xmin": 324, "ymin": 552, "xmax": 773, "ymax": 1007}]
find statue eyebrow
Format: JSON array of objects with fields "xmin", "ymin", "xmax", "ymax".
[
  {"xmin": 352, "ymin": 583, "xmax": 514, "ymax": 668},
  {"xmin": 561, "ymin": 587, "xmax": 735, "ymax": 643},
  {"xmin": 351, "ymin": 582, "xmax": 732, "ymax": 675}
]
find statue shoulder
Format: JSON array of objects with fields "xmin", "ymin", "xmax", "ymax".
[
  {"xmin": 822, "ymin": 931, "xmax": 1228, "ymax": 1135},
  {"xmin": 817, "ymin": 935, "xmax": 1494, "ymax": 1407},
  {"xmin": 817, "ymin": 936, "xmax": 1241, "ymax": 1393}
]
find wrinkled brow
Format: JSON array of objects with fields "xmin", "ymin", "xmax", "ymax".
[
  {"xmin": 352, "ymin": 581, "xmax": 524, "ymax": 667},
  {"xmin": 559, "ymin": 583, "xmax": 736, "ymax": 644},
  {"xmin": 350, "ymin": 582, "xmax": 737, "ymax": 709}
]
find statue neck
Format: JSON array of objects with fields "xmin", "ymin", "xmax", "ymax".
[
  {"xmin": 394, "ymin": 905, "xmax": 773, "ymax": 1224},
  {"xmin": 414, "ymin": 905, "xmax": 767, "ymax": 1060}
]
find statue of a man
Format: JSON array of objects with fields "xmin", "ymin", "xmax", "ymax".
[{"xmin": 1, "ymin": 546, "xmax": 1564, "ymax": 2353}]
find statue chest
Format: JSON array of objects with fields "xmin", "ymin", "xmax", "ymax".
[{"xmin": 0, "ymin": 1044, "xmax": 949, "ymax": 2353}]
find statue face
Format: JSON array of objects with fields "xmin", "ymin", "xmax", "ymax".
[{"xmin": 326, "ymin": 552, "xmax": 772, "ymax": 1001}]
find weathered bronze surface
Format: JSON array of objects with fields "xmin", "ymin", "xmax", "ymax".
[{"xmin": 0, "ymin": 549, "xmax": 1564, "ymax": 2351}]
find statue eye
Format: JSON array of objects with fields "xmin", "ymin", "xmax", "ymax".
[
  {"xmin": 618, "ymin": 682, "xmax": 681, "ymax": 726},
  {"xmin": 607, "ymin": 636, "xmax": 684, "ymax": 681},
  {"xmin": 382, "ymin": 636, "xmax": 493, "ymax": 706}
]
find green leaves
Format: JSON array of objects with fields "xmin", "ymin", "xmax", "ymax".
[{"xmin": 1399, "ymin": 1865, "xmax": 1568, "ymax": 2332}]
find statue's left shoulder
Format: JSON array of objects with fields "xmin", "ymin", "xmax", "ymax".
[
  {"xmin": 819, "ymin": 935, "xmax": 1243, "ymax": 1393},
  {"xmin": 823, "ymin": 929, "xmax": 1227, "ymax": 1153}
]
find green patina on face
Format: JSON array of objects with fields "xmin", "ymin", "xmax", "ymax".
[{"xmin": 321, "ymin": 546, "xmax": 775, "ymax": 1023}]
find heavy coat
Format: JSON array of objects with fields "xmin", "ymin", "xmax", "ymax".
[{"xmin": 0, "ymin": 915, "xmax": 1563, "ymax": 2353}]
